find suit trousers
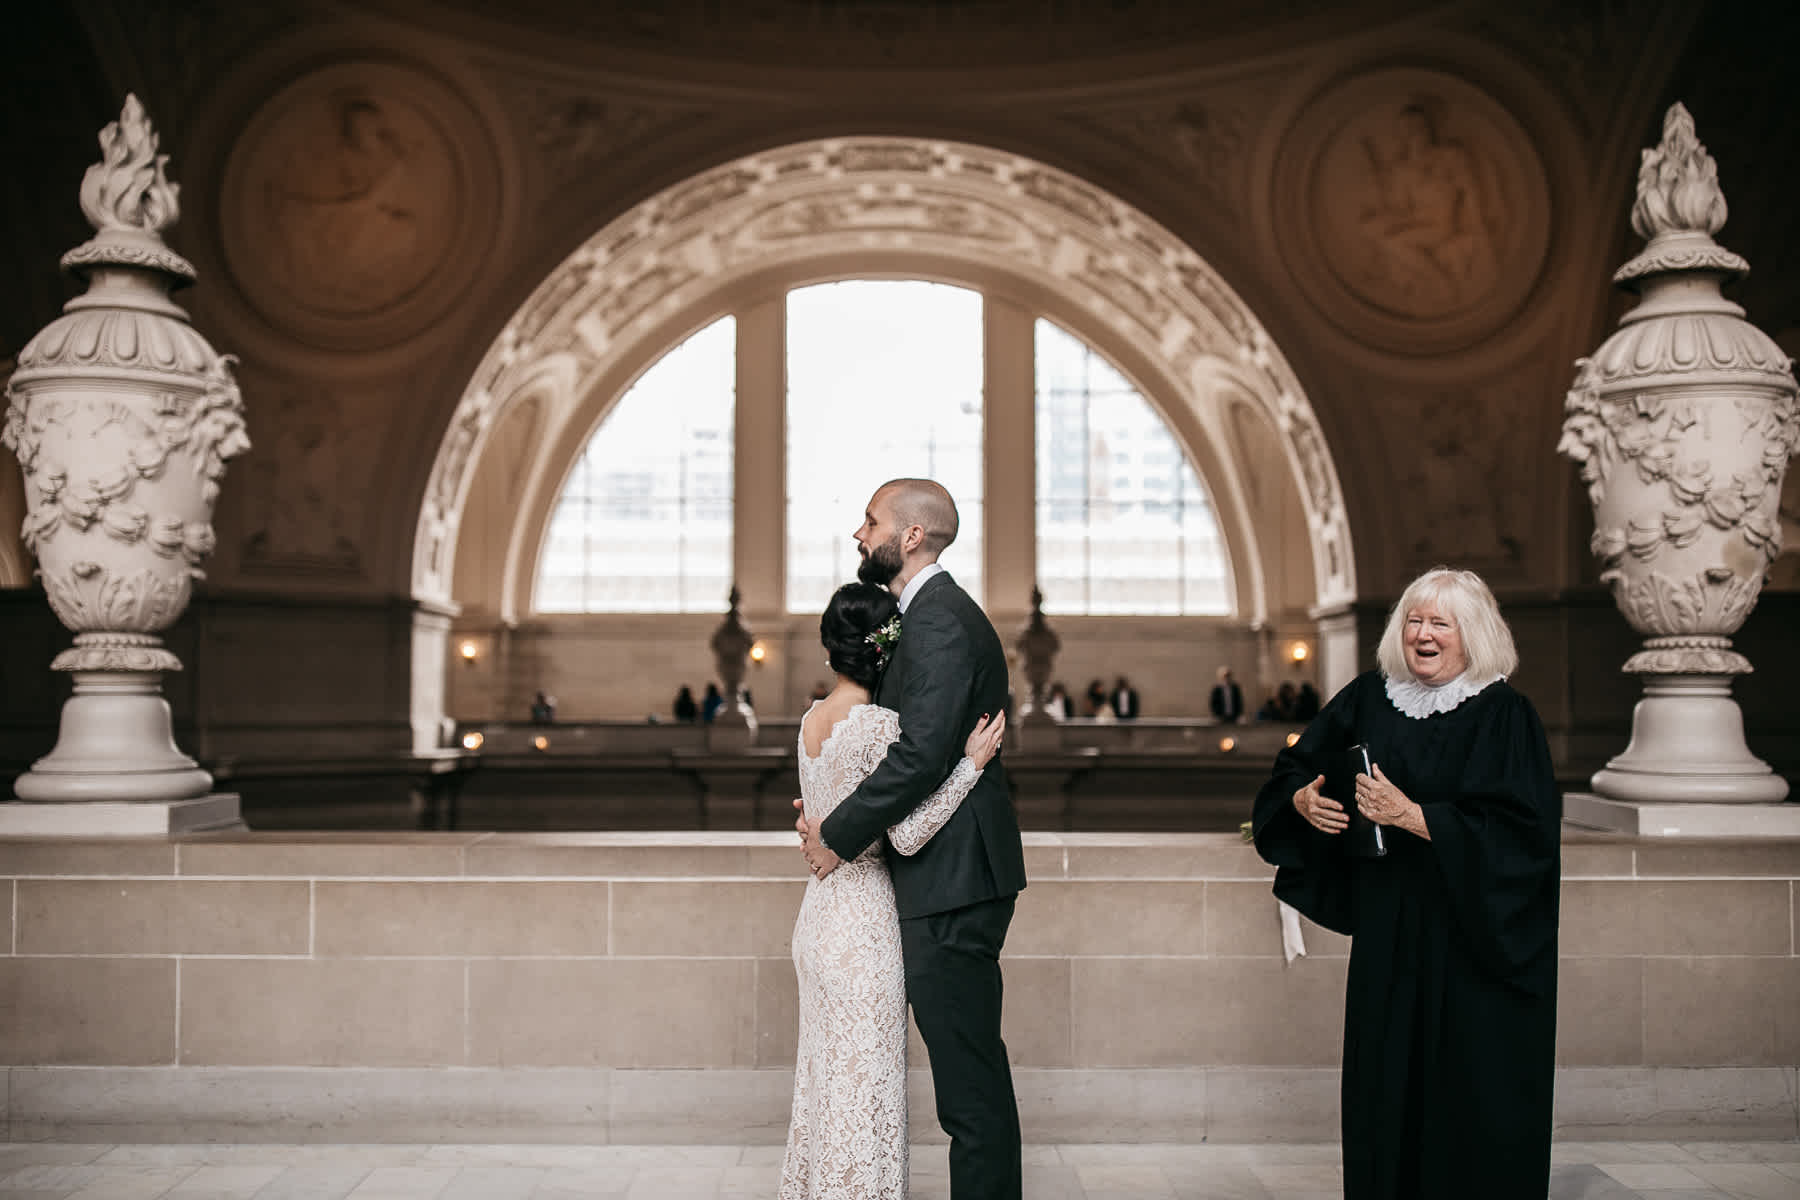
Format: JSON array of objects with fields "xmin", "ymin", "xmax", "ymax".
[{"xmin": 900, "ymin": 894, "xmax": 1021, "ymax": 1200}]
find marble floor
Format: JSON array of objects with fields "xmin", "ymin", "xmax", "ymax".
[{"xmin": 1, "ymin": 1141, "xmax": 1798, "ymax": 1199}]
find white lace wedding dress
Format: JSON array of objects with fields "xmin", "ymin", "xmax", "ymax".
[{"xmin": 779, "ymin": 703, "xmax": 983, "ymax": 1200}]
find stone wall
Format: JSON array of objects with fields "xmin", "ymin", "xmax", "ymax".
[{"xmin": 1, "ymin": 832, "xmax": 1794, "ymax": 1143}]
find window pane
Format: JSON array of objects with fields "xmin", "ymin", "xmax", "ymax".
[
  {"xmin": 786, "ymin": 281, "xmax": 984, "ymax": 613},
  {"xmin": 1034, "ymin": 318, "xmax": 1233, "ymax": 615},
  {"xmin": 534, "ymin": 317, "xmax": 735, "ymax": 612}
]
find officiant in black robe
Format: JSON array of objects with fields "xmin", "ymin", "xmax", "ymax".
[{"xmin": 1252, "ymin": 567, "xmax": 1560, "ymax": 1200}]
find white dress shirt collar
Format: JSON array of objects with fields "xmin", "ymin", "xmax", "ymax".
[{"xmin": 898, "ymin": 562, "xmax": 945, "ymax": 613}]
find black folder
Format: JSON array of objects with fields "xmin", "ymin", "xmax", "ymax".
[{"xmin": 1325, "ymin": 742, "xmax": 1388, "ymax": 858}]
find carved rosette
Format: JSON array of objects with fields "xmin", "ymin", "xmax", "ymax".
[
  {"xmin": 1, "ymin": 95, "xmax": 249, "ymax": 662},
  {"xmin": 1558, "ymin": 104, "xmax": 1798, "ymax": 676}
]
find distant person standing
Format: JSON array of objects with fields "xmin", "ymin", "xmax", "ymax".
[
  {"xmin": 1083, "ymin": 678, "xmax": 1109, "ymax": 718},
  {"xmin": 701, "ymin": 682, "xmax": 724, "ymax": 723},
  {"xmin": 1294, "ymin": 680, "xmax": 1322, "ymax": 721},
  {"xmin": 1109, "ymin": 676, "xmax": 1140, "ymax": 720},
  {"xmin": 1209, "ymin": 667, "xmax": 1245, "ymax": 723},
  {"xmin": 1259, "ymin": 682, "xmax": 1298, "ymax": 722},
  {"xmin": 529, "ymin": 691, "xmax": 556, "ymax": 725},
  {"xmin": 673, "ymin": 685, "xmax": 699, "ymax": 723}
]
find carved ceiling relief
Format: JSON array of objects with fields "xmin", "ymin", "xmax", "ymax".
[
  {"xmin": 236, "ymin": 369, "xmax": 379, "ymax": 575},
  {"xmin": 1392, "ymin": 387, "xmax": 1535, "ymax": 573},
  {"xmin": 1472, "ymin": 0, "xmax": 1661, "ymax": 124},
  {"xmin": 417, "ymin": 138, "xmax": 1357, "ymax": 612},
  {"xmin": 82, "ymin": 0, "xmax": 301, "ymax": 146},
  {"xmin": 1325, "ymin": 96, "xmax": 1504, "ymax": 318},
  {"xmin": 249, "ymin": 89, "xmax": 453, "ymax": 316},
  {"xmin": 414, "ymin": 0, "xmax": 1435, "ymax": 68},
  {"xmin": 510, "ymin": 85, "xmax": 709, "ymax": 183},
  {"xmin": 1065, "ymin": 94, "xmax": 1254, "ymax": 225},
  {"xmin": 217, "ymin": 59, "xmax": 501, "ymax": 353},
  {"xmin": 1274, "ymin": 69, "xmax": 1551, "ymax": 356}
]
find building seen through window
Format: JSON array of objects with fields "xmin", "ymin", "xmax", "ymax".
[
  {"xmin": 1035, "ymin": 318, "xmax": 1232, "ymax": 615},
  {"xmin": 785, "ymin": 280, "xmax": 985, "ymax": 613},
  {"xmin": 534, "ymin": 316, "xmax": 735, "ymax": 612},
  {"xmin": 532, "ymin": 291, "xmax": 1232, "ymax": 616}
]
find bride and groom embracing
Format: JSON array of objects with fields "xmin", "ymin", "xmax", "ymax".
[{"xmin": 782, "ymin": 478, "xmax": 1029, "ymax": 1200}]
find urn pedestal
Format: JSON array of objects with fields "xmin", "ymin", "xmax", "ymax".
[
  {"xmin": 1558, "ymin": 104, "xmax": 1800, "ymax": 837},
  {"xmin": 0, "ymin": 97, "xmax": 247, "ymax": 834}
]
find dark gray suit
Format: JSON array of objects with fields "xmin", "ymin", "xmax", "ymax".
[{"xmin": 819, "ymin": 569, "xmax": 1027, "ymax": 1199}]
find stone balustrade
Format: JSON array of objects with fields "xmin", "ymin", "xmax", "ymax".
[{"xmin": 0, "ymin": 831, "xmax": 1795, "ymax": 1143}]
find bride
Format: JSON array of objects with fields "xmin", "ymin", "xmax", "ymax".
[{"xmin": 780, "ymin": 581, "xmax": 1006, "ymax": 1200}]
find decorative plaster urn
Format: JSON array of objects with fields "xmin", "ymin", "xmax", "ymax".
[
  {"xmin": 1014, "ymin": 586, "xmax": 1061, "ymax": 725},
  {"xmin": 707, "ymin": 586, "xmax": 758, "ymax": 748},
  {"xmin": 2, "ymin": 96, "xmax": 249, "ymax": 803},
  {"xmin": 1559, "ymin": 103, "xmax": 1797, "ymax": 804}
]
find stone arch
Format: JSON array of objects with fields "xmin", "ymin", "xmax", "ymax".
[{"xmin": 414, "ymin": 136, "xmax": 1356, "ymax": 617}]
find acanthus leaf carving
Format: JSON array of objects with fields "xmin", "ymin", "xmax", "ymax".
[
  {"xmin": 1615, "ymin": 567, "xmax": 1764, "ymax": 639},
  {"xmin": 39, "ymin": 561, "xmax": 192, "ymax": 635}
]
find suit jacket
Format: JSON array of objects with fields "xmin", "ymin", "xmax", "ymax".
[
  {"xmin": 819, "ymin": 570, "xmax": 1028, "ymax": 919},
  {"xmin": 1209, "ymin": 682, "xmax": 1244, "ymax": 722}
]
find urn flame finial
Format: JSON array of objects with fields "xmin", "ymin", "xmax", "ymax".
[
  {"xmin": 1630, "ymin": 103, "xmax": 1726, "ymax": 243},
  {"xmin": 79, "ymin": 94, "xmax": 180, "ymax": 239}
]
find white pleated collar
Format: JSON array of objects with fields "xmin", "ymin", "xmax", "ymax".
[{"xmin": 1383, "ymin": 671, "xmax": 1502, "ymax": 720}]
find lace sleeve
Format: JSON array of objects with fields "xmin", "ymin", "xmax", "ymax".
[{"xmin": 888, "ymin": 756, "xmax": 983, "ymax": 855}]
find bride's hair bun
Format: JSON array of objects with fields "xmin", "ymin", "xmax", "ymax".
[{"xmin": 821, "ymin": 582, "xmax": 900, "ymax": 691}]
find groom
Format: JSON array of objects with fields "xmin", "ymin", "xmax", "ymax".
[{"xmin": 799, "ymin": 477, "xmax": 1028, "ymax": 1200}]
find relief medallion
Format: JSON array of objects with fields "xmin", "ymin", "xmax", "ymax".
[
  {"xmin": 219, "ymin": 60, "xmax": 497, "ymax": 350},
  {"xmin": 1273, "ymin": 69, "xmax": 1550, "ymax": 355}
]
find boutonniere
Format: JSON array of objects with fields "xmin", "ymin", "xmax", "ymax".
[{"xmin": 866, "ymin": 615, "xmax": 902, "ymax": 662}]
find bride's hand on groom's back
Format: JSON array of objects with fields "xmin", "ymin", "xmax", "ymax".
[{"xmin": 964, "ymin": 712, "xmax": 1006, "ymax": 768}]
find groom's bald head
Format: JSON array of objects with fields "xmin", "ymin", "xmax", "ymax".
[{"xmin": 876, "ymin": 478, "xmax": 959, "ymax": 557}]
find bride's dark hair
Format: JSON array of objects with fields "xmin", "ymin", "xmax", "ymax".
[{"xmin": 820, "ymin": 582, "xmax": 899, "ymax": 691}]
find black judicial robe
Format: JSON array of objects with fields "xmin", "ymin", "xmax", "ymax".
[{"xmin": 1252, "ymin": 670, "xmax": 1560, "ymax": 1200}]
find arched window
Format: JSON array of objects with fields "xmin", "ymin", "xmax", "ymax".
[
  {"xmin": 534, "ymin": 317, "xmax": 735, "ymax": 612},
  {"xmin": 1035, "ymin": 318, "xmax": 1232, "ymax": 614},
  {"xmin": 785, "ymin": 281, "xmax": 985, "ymax": 613}
]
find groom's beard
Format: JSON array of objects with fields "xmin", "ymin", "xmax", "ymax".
[{"xmin": 857, "ymin": 534, "xmax": 904, "ymax": 587}]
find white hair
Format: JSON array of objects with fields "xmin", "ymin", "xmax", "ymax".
[{"xmin": 1376, "ymin": 566, "xmax": 1518, "ymax": 683}]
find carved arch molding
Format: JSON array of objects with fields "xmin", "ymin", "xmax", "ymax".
[{"xmin": 413, "ymin": 137, "xmax": 1357, "ymax": 612}]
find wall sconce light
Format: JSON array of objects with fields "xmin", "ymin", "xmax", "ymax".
[
  {"xmin": 749, "ymin": 641, "xmax": 767, "ymax": 665},
  {"xmin": 459, "ymin": 640, "xmax": 479, "ymax": 664},
  {"xmin": 1286, "ymin": 732, "xmax": 1301, "ymax": 748},
  {"xmin": 1289, "ymin": 641, "xmax": 1309, "ymax": 663},
  {"xmin": 533, "ymin": 735, "xmax": 550, "ymax": 751},
  {"xmin": 461, "ymin": 731, "xmax": 484, "ymax": 750},
  {"xmin": 1219, "ymin": 736, "xmax": 1236, "ymax": 753}
]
